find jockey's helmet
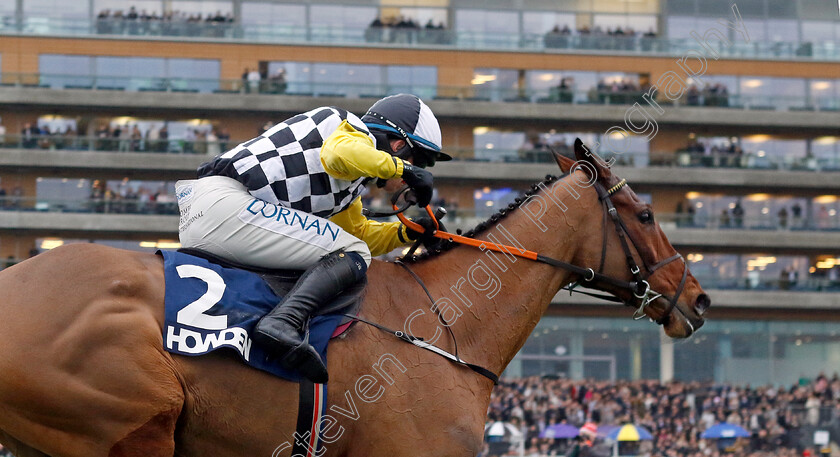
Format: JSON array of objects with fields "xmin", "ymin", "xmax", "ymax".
[{"xmin": 362, "ymin": 93, "xmax": 451, "ymax": 168}]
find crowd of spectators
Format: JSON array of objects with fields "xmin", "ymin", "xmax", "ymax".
[
  {"xmin": 484, "ymin": 374, "xmax": 840, "ymax": 457},
  {"xmin": 684, "ymin": 84, "xmax": 731, "ymax": 107},
  {"xmin": 95, "ymin": 7, "xmax": 234, "ymax": 37},
  {"xmin": 365, "ymin": 16, "xmax": 449, "ymax": 45},
  {"xmin": 240, "ymin": 67, "xmax": 287, "ymax": 94},
  {"xmin": 544, "ymin": 25, "xmax": 659, "ymax": 51},
  {"xmin": 3, "ymin": 120, "xmax": 230, "ymax": 155},
  {"xmin": 87, "ymin": 180, "xmax": 177, "ymax": 215}
]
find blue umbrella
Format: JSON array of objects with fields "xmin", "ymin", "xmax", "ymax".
[
  {"xmin": 701, "ymin": 423, "xmax": 750, "ymax": 439},
  {"xmin": 607, "ymin": 424, "xmax": 654, "ymax": 441},
  {"xmin": 540, "ymin": 423, "xmax": 579, "ymax": 439}
]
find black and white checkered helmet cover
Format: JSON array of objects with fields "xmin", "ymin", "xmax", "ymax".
[{"xmin": 198, "ymin": 107, "xmax": 373, "ymax": 218}]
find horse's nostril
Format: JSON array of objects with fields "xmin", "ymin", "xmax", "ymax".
[{"xmin": 695, "ymin": 294, "xmax": 711, "ymax": 314}]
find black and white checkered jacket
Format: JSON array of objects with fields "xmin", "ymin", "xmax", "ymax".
[{"xmin": 198, "ymin": 107, "xmax": 374, "ymax": 218}]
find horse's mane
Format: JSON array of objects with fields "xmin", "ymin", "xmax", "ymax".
[{"xmin": 402, "ymin": 173, "xmax": 566, "ymax": 263}]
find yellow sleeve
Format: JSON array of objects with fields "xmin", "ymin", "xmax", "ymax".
[
  {"xmin": 329, "ymin": 197, "xmax": 411, "ymax": 257},
  {"xmin": 321, "ymin": 120, "xmax": 404, "ymax": 181}
]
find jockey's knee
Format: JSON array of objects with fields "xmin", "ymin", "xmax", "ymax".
[{"xmin": 340, "ymin": 239, "xmax": 371, "ymax": 267}]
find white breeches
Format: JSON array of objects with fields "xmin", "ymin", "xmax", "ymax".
[{"xmin": 175, "ymin": 176, "xmax": 371, "ymax": 270}]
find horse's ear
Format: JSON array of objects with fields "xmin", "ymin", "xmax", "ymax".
[
  {"xmin": 572, "ymin": 138, "xmax": 612, "ymax": 182},
  {"xmin": 553, "ymin": 150, "xmax": 576, "ymax": 174}
]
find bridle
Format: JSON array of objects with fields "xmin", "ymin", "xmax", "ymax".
[
  {"xmin": 588, "ymin": 179, "xmax": 688, "ymax": 325},
  {"xmin": 390, "ymin": 175, "xmax": 689, "ymax": 328}
]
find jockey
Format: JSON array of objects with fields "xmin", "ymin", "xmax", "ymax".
[{"xmin": 175, "ymin": 94, "xmax": 450, "ymax": 383}]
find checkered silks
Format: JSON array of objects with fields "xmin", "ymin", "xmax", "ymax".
[{"xmin": 198, "ymin": 107, "xmax": 373, "ymax": 218}]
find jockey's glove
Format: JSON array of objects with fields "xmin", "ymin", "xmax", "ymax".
[
  {"xmin": 405, "ymin": 215, "xmax": 438, "ymax": 240},
  {"xmin": 401, "ymin": 163, "xmax": 434, "ymax": 207}
]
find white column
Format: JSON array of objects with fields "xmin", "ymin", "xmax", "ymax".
[
  {"xmin": 660, "ymin": 331, "xmax": 674, "ymax": 383},
  {"xmin": 570, "ymin": 332, "xmax": 584, "ymax": 380},
  {"xmin": 630, "ymin": 334, "xmax": 643, "ymax": 380}
]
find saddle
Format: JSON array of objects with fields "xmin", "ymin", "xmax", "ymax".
[{"xmin": 177, "ymin": 247, "xmax": 364, "ymax": 329}]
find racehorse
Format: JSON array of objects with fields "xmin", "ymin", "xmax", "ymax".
[{"xmin": 0, "ymin": 141, "xmax": 709, "ymax": 457}]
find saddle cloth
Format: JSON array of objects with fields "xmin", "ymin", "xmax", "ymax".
[{"xmin": 157, "ymin": 249, "xmax": 359, "ymax": 382}]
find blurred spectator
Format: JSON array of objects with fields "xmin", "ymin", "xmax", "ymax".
[
  {"xmin": 207, "ymin": 128, "xmax": 221, "ymax": 156},
  {"xmin": 21, "ymin": 122, "xmax": 39, "ymax": 148},
  {"xmin": 246, "ymin": 68, "xmax": 261, "ymax": 93},
  {"xmin": 732, "ymin": 200, "xmax": 744, "ymax": 228},
  {"xmin": 269, "ymin": 68, "xmax": 287, "ymax": 94},
  {"xmin": 365, "ymin": 15, "xmax": 447, "ymax": 44},
  {"xmin": 95, "ymin": 7, "xmax": 233, "ymax": 37}
]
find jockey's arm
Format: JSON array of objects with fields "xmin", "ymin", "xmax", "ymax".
[
  {"xmin": 320, "ymin": 120, "xmax": 404, "ymax": 181},
  {"xmin": 329, "ymin": 197, "xmax": 411, "ymax": 257},
  {"xmin": 322, "ymin": 120, "xmax": 413, "ymax": 256}
]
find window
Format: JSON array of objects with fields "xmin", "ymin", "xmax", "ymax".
[
  {"xmin": 800, "ymin": 0, "xmax": 840, "ymax": 20},
  {"xmin": 667, "ymin": 0, "xmax": 696, "ymax": 14},
  {"xmin": 168, "ymin": 1, "xmax": 233, "ymax": 16},
  {"xmin": 766, "ymin": 0, "xmax": 797, "ymax": 18},
  {"xmin": 471, "ymin": 68, "xmax": 519, "ymax": 102},
  {"xmin": 310, "ymin": 5, "xmax": 377, "ymax": 42},
  {"xmin": 94, "ymin": 0, "xmax": 161, "ymax": 16},
  {"xmin": 801, "ymin": 21, "xmax": 836, "ymax": 43},
  {"xmin": 39, "ymin": 55, "xmax": 94, "ymax": 88},
  {"xmin": 96, "ymin": 56, "xmax": 167, "ymax": 91},
  {"xmin": 24, "ymin": 0, "xmax": 88, "ymax": 18},
  {"xmin": 39, "ymin": 54, "xmax": 220, "ymax": 92},
  {"xmin": 666, "ymin": 16, "xmax": 725, "ymax": 39},
  {"xmin": 455, "ymin": 9, "xmax": 520, "ymax": 48},
  {"xmin": 522, "ymin": 11, "xmax": 576, "ymax": 35},
  {"xmin": 241, "ymin": 3, "xmax": 305, "ymax": 27},
  {"xmin": 168, "ymin": 59, "xmax": 221, "ymax": 92},
  {"xmin": 390, "ymin": 7, "xmax": 447, "ymax": 28},
  {"xmin": 473, "ymin": 129, "xmax": 526, "ymax": 161},
  {"xmin": 591, "ymin": 0, "xmax": 660, "ymax": 14},
  {"xmin": 766, "ymin": 19, "xmax": 798, "ymax": 42},
  {"xmin": 386, "ymin": 66, "xmax": 437, "ymax": 100},
  {"xmin": 592, "ymin": 14, "xmax": 657, "ymax": 33},
  {"xmin": 268, "ymin": 62, "xmax": 436, "ymax": 99}
]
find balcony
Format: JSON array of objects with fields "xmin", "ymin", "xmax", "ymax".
[{"xmin": 1, "ymin": 16, "xmax": 838, "ymax": 61}]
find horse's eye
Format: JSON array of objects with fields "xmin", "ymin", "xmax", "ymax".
[{"xmin": 638, "ymin": 210, "xmax": 654, "ymax": 224}]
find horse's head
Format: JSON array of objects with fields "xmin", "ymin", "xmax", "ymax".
[{"xmin": 554, "ymin": 139, "xmax": 709, "ymax": 338}]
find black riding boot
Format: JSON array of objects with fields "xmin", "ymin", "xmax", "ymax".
[{"xmin": 253, "ymin": 250, "xmax": 366, "ymax": 383}]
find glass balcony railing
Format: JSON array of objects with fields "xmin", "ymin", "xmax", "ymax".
[
  {"xmin": 2, "ymin": 73, "xmax": 838, "ymax": 113},
  {"xmin": 0, "ymin": 133, "xmax": 234, "ymax": 155},
  {"xmin": 3, "ymin": 137, "xmax": 840, "ymax": 174},
  {"xmin": 1, "ymin": 15, "xmax": 839, "ymax": 60},
  {"xmin": 0, "ymin": 196, "xmax": 178, "ymax": 215},
  {"xmin": 657, "ymin": 213, "xmax": 840, "ymax": 231}
]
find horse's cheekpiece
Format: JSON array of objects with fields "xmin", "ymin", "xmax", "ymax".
[{"xmin": 158, "ymin": 250, "xmax": 356, "ymax": 382}]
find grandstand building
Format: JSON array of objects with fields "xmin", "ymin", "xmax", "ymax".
[{"xmin": 0, "ymin": 0, "xmax": 838, "ymax": 386}]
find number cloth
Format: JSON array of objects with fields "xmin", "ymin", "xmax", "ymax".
[{"xmin": 159, "ymin": 249, "xmax": 346, "ymax": 381}]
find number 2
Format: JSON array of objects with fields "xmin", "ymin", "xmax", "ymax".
[{"xmin": 175, "ymin": 264, "xmax": 227, "ymax": 330}]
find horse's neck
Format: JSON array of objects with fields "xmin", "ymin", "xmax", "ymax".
[{"xmin": 410, "ymin": 176, "xmax": 601, "ymax": 381}]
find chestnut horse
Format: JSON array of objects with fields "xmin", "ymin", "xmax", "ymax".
[{"xmin": 0, "ymin": 144, "xmax": 709, "ymax": 457}]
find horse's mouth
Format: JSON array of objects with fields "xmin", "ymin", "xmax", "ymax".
[{"xmin": 659, "ymin": 297, "xmax": 706, "ymax": 339}]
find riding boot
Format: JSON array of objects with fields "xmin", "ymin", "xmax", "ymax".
[{"xmin": 253, "ymin": 250, "xmax": 366, "ymax": 384}]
